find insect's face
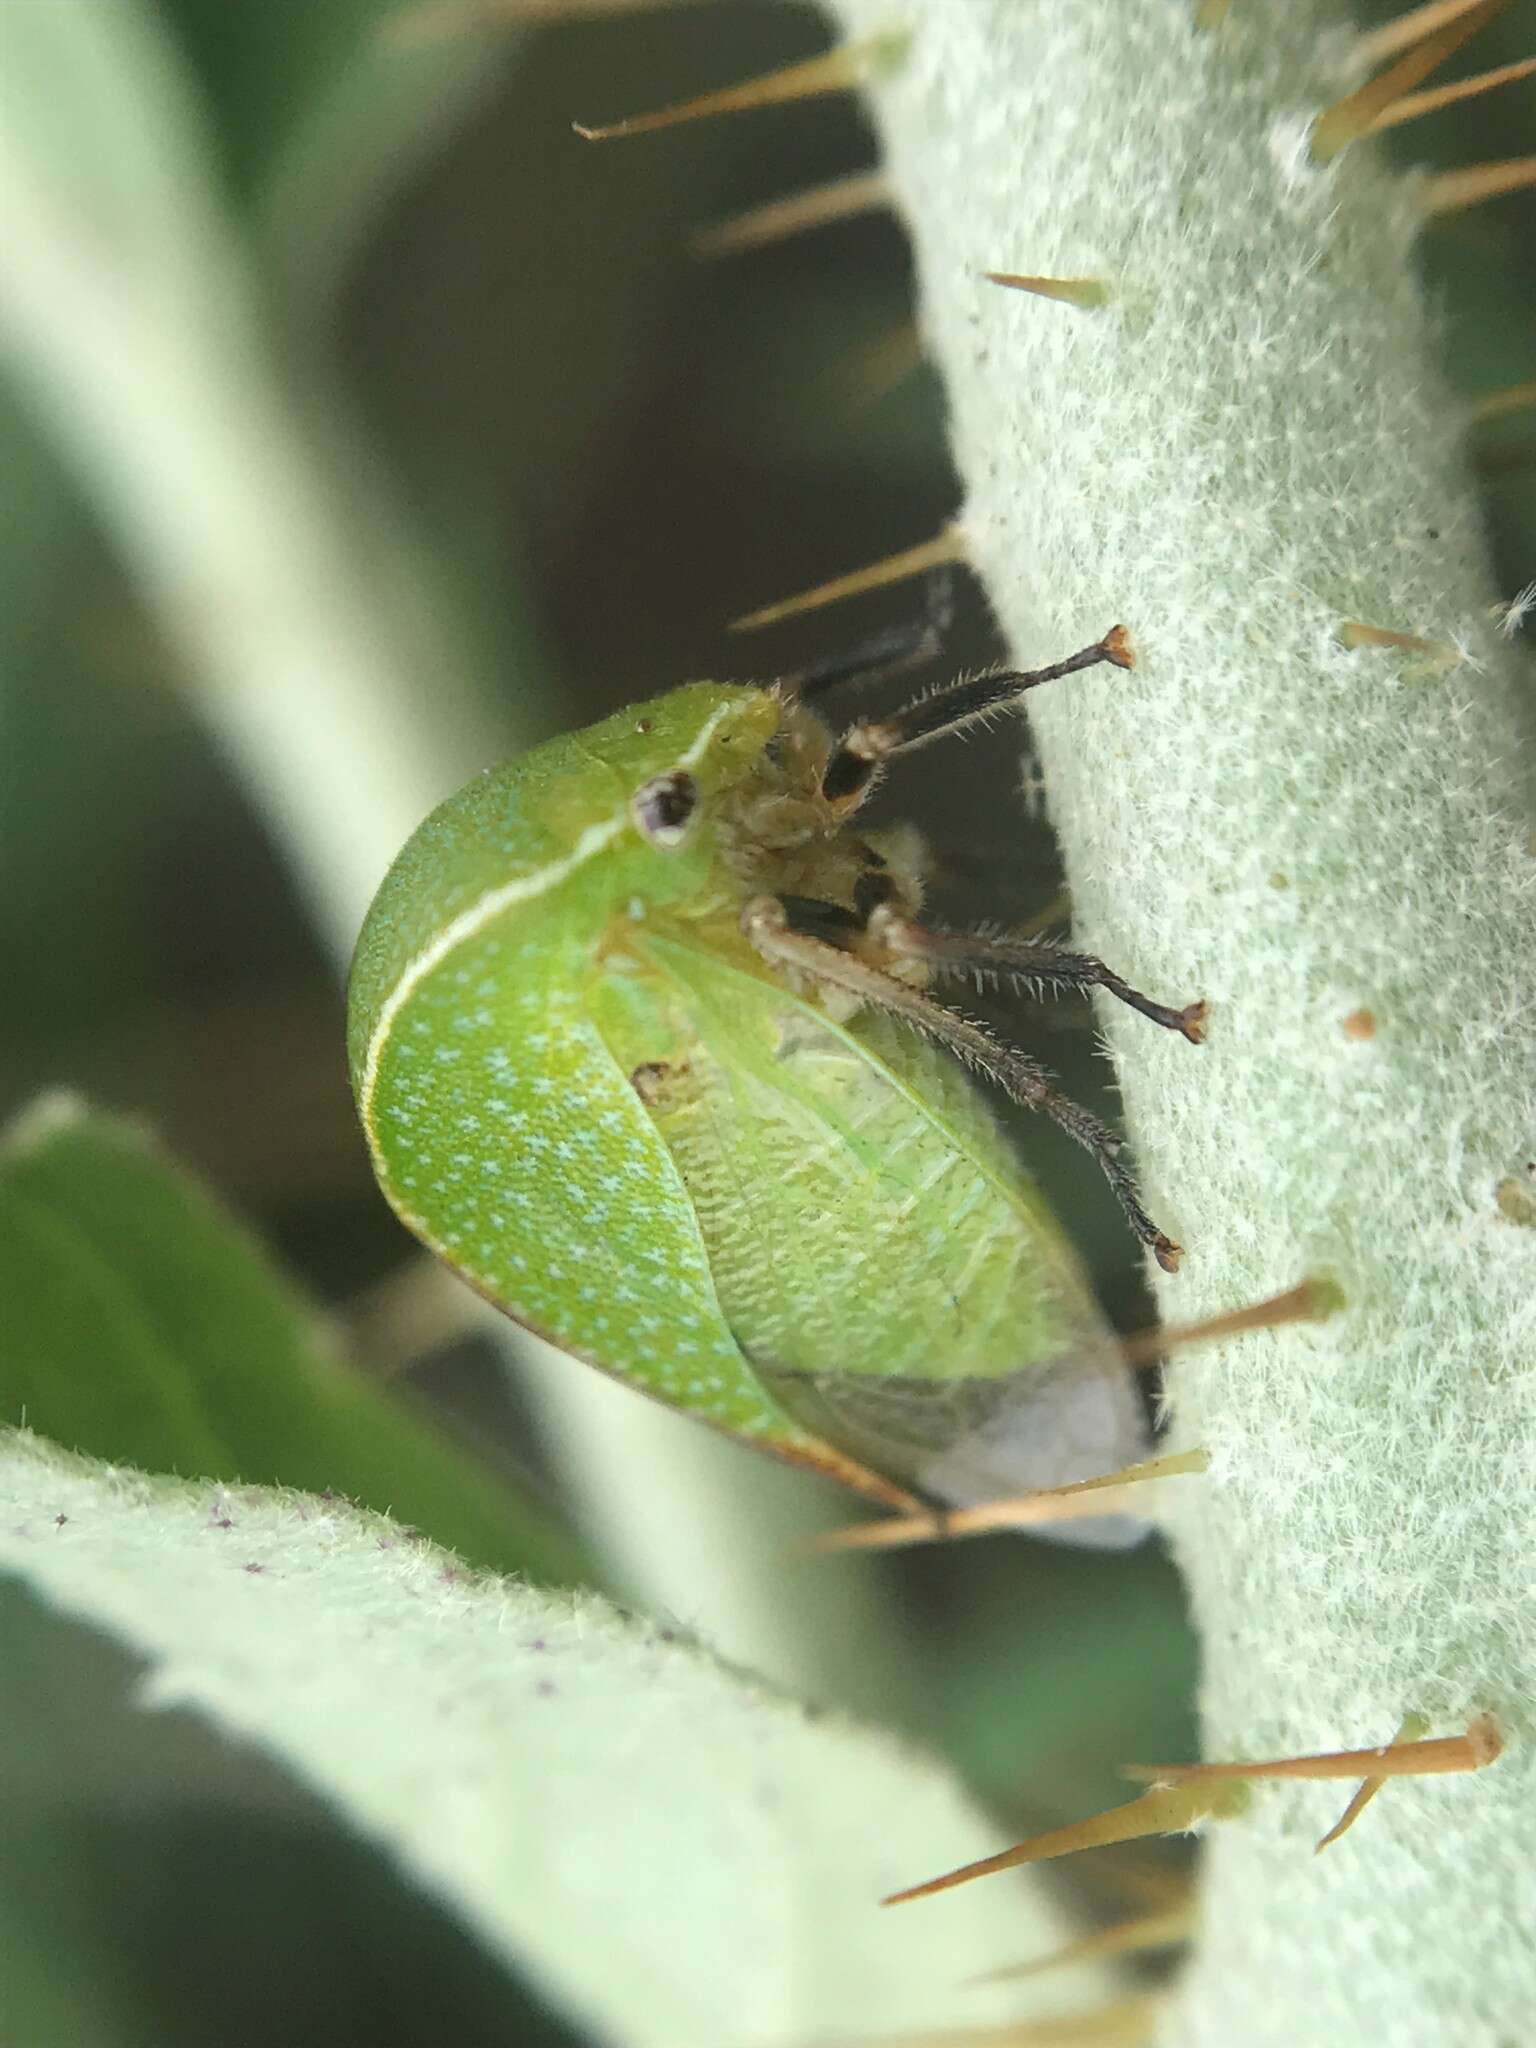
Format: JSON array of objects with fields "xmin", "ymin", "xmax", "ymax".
[
  {"xmin": 346, "ymin": 682, "xmax": 780, "ymax": 1094},
  {"xmin": 541, "ymin": 681, "xmax": 785, "ymax": 894}
]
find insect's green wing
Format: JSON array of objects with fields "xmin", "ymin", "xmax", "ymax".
[
  {"xmin": 622, "ymin": 932, "xmax": 1150, "ymax": 1535},
  {"xmin": 349, "ymin": 685, "xmax": 904, "ymax": 1501},
  {"xmin": 351, "ymin": 680, "xmax": 1145, "ymax": 1527}
]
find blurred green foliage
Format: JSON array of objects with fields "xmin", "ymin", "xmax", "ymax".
[
  {"xmin": 0, "ymin": 1103, "xmax": 589, "ymax": 1585},
  {"xmin": 2, "ymin": 0, "xmax": 1533, "ymax": 2041}
]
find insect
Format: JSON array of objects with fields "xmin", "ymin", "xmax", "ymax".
[{"xmin": 347, "ymin": 626, "xmax": 1205, "ymax": 1536}]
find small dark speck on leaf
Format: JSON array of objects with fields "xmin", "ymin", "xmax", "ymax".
[
  {"xmin": 243, "ymin": 1562, "xmax": 267, "ymax": 1575},
  {"xmin": 54, "ymin": 1514, "xmax": 68, "ymax": 1528},
  {"xmin": 536, "ymin": 1679, "xmax": 557, "ymax": 1698}
]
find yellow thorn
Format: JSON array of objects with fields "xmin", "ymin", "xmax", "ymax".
[
  {"xmin": 969, "ymin": 1903, "xmax": 1196, "ymax": 1986},
  {"xmin": 882, "ymin": 1782, "xmax": 1246, "ymax": 1906},
  {"xmin": 1422, "ymin": 154, "xmax": 1536, "ymax": 216},
  {"xmin": 1122, "ymin": 1713, "xmax": 1504, "ymax": 1790},
  {"xmin": 1118, "ymin": 1275, "xmax": 1345, "ymax": 1372},
  {"xmin": 807, "ymin": 1448, "xmax": 1209, "ymax": 1556},
  {"xmin": 386, "ymin": 0, "xmax": 703, "ymax": 43},
  {"xmin": 1312, "ymin": 0, "xmax": 1508, "ymax": 162},
  {"xmin": 1355, "ymin": 0, "xmax": 1495, "ymax": 68},
  {"xmin": 984, "ymin": 272, "xmax": 1112, "ymax": 310},
  {"xmin": 1338, "ymin": 619, "xmax": 1461, "ymax": 665},
  {"xmin": 1011, "ymin": 885, "xmax": 1072, "ymax": 941},
  {"xmin": 1472, "ymin": 378, "xmax": 1536, "ymax": 422},
  {"xmin": 1195, "ymin": 0, "xmax": 1233, "ymax": 27},
  {"xmin": 1315, "ymin": 1713, "xmax": 1429, "ymax": 1853},
  {"xmin": 573, "ymin": 32, "xmax": 907, "ymax": 141},
  {"xmin": 1367, "ymin": 53, "xmax": 1536, "ymax": 130},
  {"xmin": 1065, "ymin": 1845, "xmax": 1196, "ymax": 1916},
  {"xmin": 692, "ymin": 170, "xmax": 890, "ymax": 257},
  {"xmin": 729, "ymin": 526, "xmax": 967, "ymax": 633},
  {"xmin": 1030, "ymin": 1445, "xmax": 1210, "ymax": 1499},
  {"xmin": 842, "ymin": 319, "xmax": 925, "ymax": 413}
]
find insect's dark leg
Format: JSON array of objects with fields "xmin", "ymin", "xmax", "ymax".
[
  {"xmin": 821, "ymin": 624, "xmax": 1133, "ymax": 808},
  {"xmin": 784, "ymin": 568, "xmax": 955, "ymax": 704},
  {"xmin": 775, "ymin": 894, "xmax": 866, "ymax": 943},
  {"xmin": 867, "ymin": 909, "xmax": 1208, "ymax": 1044},
  {"xmin": 742, "ymin": 896, "xmax": 1183, "ymax": 1271}
]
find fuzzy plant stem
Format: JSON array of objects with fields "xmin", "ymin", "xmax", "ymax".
[{"xmin": 819, "ymin": 1, "xmax": 1536, "ymax": 2042}]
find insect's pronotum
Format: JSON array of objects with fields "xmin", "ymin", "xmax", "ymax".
[{"xmin": 348, "ymin": 628, "xmax": 1204, "ymax": 1533}]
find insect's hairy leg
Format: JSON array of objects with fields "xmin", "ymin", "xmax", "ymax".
[
  {"xmin": 867, "ymin": 908, "xmax": 1209, "ymax": 1044},
  {"xmin": 820, "ymin": 623, "xmax": 1133, "ymax": 806},
  {"xmin": 785, "ymin": 568, "xmax": 956, "ymax": 703},
  {"xmin": 742, "ymin": 896, "xmax": 1182, "ymax": 1272}
]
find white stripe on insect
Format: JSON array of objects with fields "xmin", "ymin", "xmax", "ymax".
[{"xmin": 360, "ymin": 697, "xmax": 741, "ymax": 1137}]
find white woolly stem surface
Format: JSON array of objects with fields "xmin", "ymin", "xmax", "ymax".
[{"xmin": 821, "ymin": 2, "xmax": 1536, "ymax": 2042}]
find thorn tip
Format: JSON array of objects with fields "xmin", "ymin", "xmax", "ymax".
[
  {"xmin": 1422, "ymin": 154, "xmax": 1536, "ymax": 218},
  {"xmin": 692, "ymin": 170, "xmax": 889, "ymax": 258},
  {"xmin": 1314, "ymin": 0, "xmax": 1510, "ymax": 160},
  {"xmin": 573, "ymin": 34, "xmax": 905, "ymax": 142},
  {"xmin": 730, "ymin": 527, "xmax": 967, "ymax": 633},
  {"xmin": 985, "ymin": 271, "xmax": 1112, "ymax": 310}
]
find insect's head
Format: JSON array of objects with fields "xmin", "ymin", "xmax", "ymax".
[
  {"xmin": 567, "ymin": 681, "xmax": 781, "ymax": 883},
  {"xmin": 617, "ymin": 684, "xmax": 779, "ymax": 819}
]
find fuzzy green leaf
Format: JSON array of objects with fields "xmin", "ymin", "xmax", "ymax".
[
  {"xmin": 0, "ymin": 1431, "xmax": 1103, "ymax": 2048},
  {"xmin": 0, "ymin": 1097, "xmax": 587, "ymax": 1587}
]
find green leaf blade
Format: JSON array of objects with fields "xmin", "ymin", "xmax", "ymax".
[
  {"xmin": 0, "ymin": 1098, "xmax": 588, "ymax": 1587},
  {"xmin": 0, "ymin": 1431, "xmax": 1104, "ymax": 2048}
]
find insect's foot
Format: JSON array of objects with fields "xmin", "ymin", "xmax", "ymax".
[
  {"xmin": 1179, "ymin": 1000, "xmax": 1209, "ymax": 1045},
  {"xmin": 1154, "ymin": 1235, "xmax": 1184, "ymax": 1275}
]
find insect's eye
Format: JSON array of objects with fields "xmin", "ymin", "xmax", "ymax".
[{"xmin": 631, "ymin": 770, "xmax": 701, "ymax": 850}]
